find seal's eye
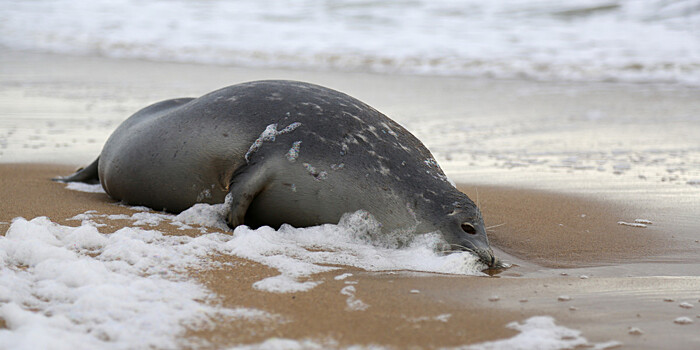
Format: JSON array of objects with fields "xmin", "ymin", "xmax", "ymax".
[{"xmin": 461, "ymin": 222, "xmax": 477, "ymax": 235}]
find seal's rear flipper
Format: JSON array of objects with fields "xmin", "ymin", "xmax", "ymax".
[{"xmin": 53, "ymin": 157, "xmax": 100, "ymax": 184}]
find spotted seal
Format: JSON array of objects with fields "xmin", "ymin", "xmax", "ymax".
[{"xmin": 57, "ymin": 80, "xmax": 495, "ymax": 266}]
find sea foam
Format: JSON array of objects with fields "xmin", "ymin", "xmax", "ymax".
[
  {"xmin": 1, "ymin": 0, "xmax": 698, "ymax": 85},
  {"xmin": 0, "ymin": 217, "xmax": 268, "ymax": 350}
]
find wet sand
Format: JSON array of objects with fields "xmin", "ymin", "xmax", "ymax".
[
  {"xmin": 2, "ymin": 164, "xmax": 699, "ymax": 349},
  {"xmin": 1, "ymin": 51, "xmax": 700, "ymax": 349}
]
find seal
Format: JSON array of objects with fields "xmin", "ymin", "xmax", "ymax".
[{"xmin": 57, "ymin": 80, "xmax": 495, "ymax": 266}]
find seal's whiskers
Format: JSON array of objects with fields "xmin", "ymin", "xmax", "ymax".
[{"xmin": 486, "ymin": 223, "xmax": 506, "ymax": 231}]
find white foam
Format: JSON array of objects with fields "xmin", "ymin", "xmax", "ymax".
[
  {"xmin": 252, "ymin": 275, "xmax": 320, "ymax": 294},
  {"xmin": 617, "ymin": 221, "xmax": 647, "ymax": 228},
  {"xmin": 628, "ymin": 327, "xmax": 643, "ymax": 335},
  {"xmin": 340, "ymin": 286, "xmax": 369, "ymax": 311},
  {"xmin": 69, "ymin": 198, "xmax": 231, "ymax": 232},
  {"xmin": 407, "ymin": 314, "xmax": 452, "ymax": 323},
  {"xmin": 63, "ymin": 206, "xmax": 487, "ymax": 296},
  {"xmin": 0, "ymin": 201, "xmax": 492, "ymax": 346},
  {"xmin": 231, "ymin": 338, "xmax": 337, "ymax": 350},
  {"xmin": 64, "ymin": 182, "xmax": 105, "ymax": 193},
  {"xmin": 334, "ymin": 273, "xmax": 353, "ymax": 280},
  {"xmin": 174, "ymin": 200, "xmax": 231, "ymax": 232},
  {"xmin": 674, "ymin": 317, "xmax": 693, "ymax": 325},
  {"xmin": 435, "ymin": 314, "xmax": 451, "ymax": 322},
  {"xmin": 0, "ymin": 217, "xmax": 270, "ymax": 349},
  {"xmin": 463, "ymin": 316, "xmax": 618, "ymax": 350},
  {"xmin": 220, "ymin": 215, "xmax": 486, "ymax": 292}
]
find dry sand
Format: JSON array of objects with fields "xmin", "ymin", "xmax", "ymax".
[{"xmin": 2, "ymin": 164, "xmax": 699, "ymax": 349}]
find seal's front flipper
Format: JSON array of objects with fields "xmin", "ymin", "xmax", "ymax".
[
  {"xmin": 226, "ymin": 165, "xmax": 270, "ymax": 228},
  {"xmin": 53, "ymin": 157, "xmax": 100, "ymax": 184}
]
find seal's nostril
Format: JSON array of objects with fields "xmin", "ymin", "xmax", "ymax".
[{"xmin": 461, "ymin": 222, "xmax": 477, "ymax": 235}]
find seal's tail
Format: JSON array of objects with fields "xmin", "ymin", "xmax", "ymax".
[{"xmin": 53, "ymin": 157, "xmax": 100, "ymax": 184}]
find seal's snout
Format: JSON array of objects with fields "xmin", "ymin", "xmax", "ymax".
[
  {"xmin": 452, "ymin": 237, "xmax": 496, "ymax": 268},
  {"xmin": 454, "ymin": 222, "xmax": 496, "ymax": 268},
  {"xmin": 475, "ymin": 248, "xmax": 496, "ymax": 268}
]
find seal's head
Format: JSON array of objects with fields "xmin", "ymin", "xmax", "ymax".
[{"xmin": 439, "ymin": 200, "xmax": 495, "ymax": 268}]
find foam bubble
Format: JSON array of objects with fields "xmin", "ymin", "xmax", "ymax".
[
  {"xmin": 679, "ymin": 302, "xmax": 693, "ymax": 309},
  {"xmin": 252, "ymin": 275, "xmax": 321, "ymax": 293},
  {"xmin": 407, "ymin": 314, "xmax": 452, "ymax": 323},
  {"xmin": 334, "ymin": 273, "xmax": 353, "ymax": 281},
  {"xmin": 64, "ymin": 182, "xmax": 105, "ymax": 193},
  {"xmin": 340, "ymin": 286, "xmax": 369, "ymax": 311},
  {"xmin": 674, "ymin": 317, "xmax": 693, "ymax": 325},
  {"xmin": 464, "ymin": 316, "xmax": 615, "ymax": 350},
  {"xmin": 628, "ymin": 327, "xmax": 643, "ymax": 335},
  {"xmin": 618, "ymin": 221, "xmax": 647, "ymax": 228}
]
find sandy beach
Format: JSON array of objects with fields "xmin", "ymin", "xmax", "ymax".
[{"xmin": 2, "ymin": 50, "xmax": 700, "ymax": 349}]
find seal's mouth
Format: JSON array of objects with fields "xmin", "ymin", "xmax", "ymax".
[
  {"xmin": 474, "ymin": 248, "xmax": 497, "ymax": 269},
  {"xmin": 446, "ymin": 244, "xmax": 497, "ymax": 269}
]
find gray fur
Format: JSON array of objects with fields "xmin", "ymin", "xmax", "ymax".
[{"xmin": 57, "ymin": 80, "xmax": 495, "ymax": 266}]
